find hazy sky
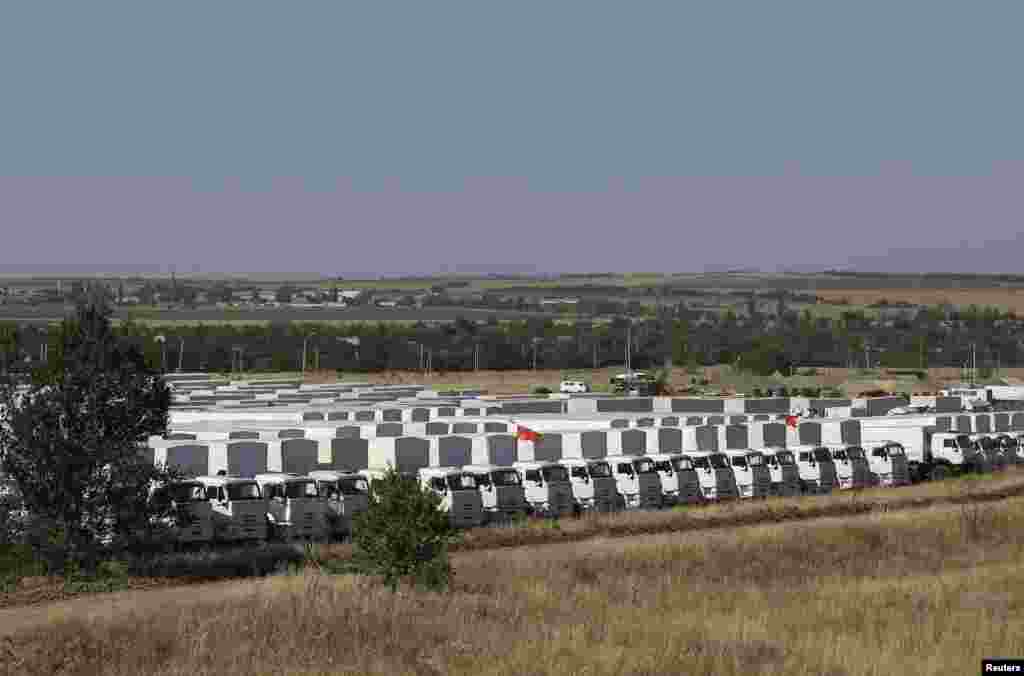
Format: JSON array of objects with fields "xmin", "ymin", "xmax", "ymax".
[{"xmin": 2, "ymin": 1, "xmax": 1022, "ymax": 276}]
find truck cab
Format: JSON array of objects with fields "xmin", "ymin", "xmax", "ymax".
[
  {"xmin": 790, "ymin": 446, "xmax": 837, "ymax": 494},
  {"xmin": 828, "ymin": 445, "xmax": 873, "ymax": 490},
  {"xmin": 927, "ymin": 432, "xmax": 985, "ymax": 479},
  {"xmin": 419, "ymin": 467, "xmax": 485, "ymax": 529},
  {"xmin": 195, "ymin": 476, "xmax": 268, "ymax": 542},
  {"xmin": 605, "ymin": 455, "xmax": 663, "ymax": 510},
  {"xmin": 647, "ymin": 453, "xmax": 703, "ymax": 506},
  {"xmin": 688, "ymin": 451, "xmax": 740, "ymax": 501},
  {"xmin": 863, "ymin": 442, "xmax": 910, "ymax": 486},
  {"xmin": 463, "ymin": 464, "xmax": 529, "ymax": 523},
  {"xmin": 308, "ymin": 470, "xmax": 370, "ymax": 538},
  {"xmin": 723, "ymin": 450, "xmax": 771, "ymax": 499},
  {"xmin": 254, "ymin": 473, "xmax": 327, "ymax": 541},
  {"xmin": 995, "ymin": 434, "xmax": 1024, "ymax": 464},
  {"xmin": 513, "ymin": 461, "xmax": 575, "ymax": 518},
  {"xmin": 759, "ymin": 448, "xmax": 801, "ymax": 497},
  {"xmin": 149, "ymin": 480, "xmax": 214, "ymax": 545},
  {"xmin": 560, "ymin": 459, "xmax": 618, "ymax": 513},
  {"xmin": 969, "ymin": 434, "xmax": 1005, "ymax": 471}
]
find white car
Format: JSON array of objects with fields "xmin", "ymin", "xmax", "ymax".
[{"xmin": 559, "ymin": 380, "xmax": 590, "ymax": 394}]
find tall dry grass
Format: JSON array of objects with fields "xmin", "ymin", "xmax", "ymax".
[{"xmin": 3, "ymin": 491, "xmax": 1024, "ymax": 676}]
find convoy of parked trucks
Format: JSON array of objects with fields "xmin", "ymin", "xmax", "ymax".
[{"xmin": 130, "ymin": 409, "xmax": 1024, "ymax": 550}]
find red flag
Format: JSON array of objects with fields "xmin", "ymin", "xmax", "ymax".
[
  {"xmin": 516, "ymin": 425, "xmax": 542, "ymax": 442},
  {"xmin": 785, "ymin": 415, "xmax": 799, "ymax": 429}
]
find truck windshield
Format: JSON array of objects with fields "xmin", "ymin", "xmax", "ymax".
[
  {"xmin": 763, "ymin": 455, "xmax": 778, "ymax": 468},
  {"xmin": 747, "ymin": 454, "xmax": 764, "ymax": 467},
  {"xmin": 492, "ymin": 470, "xmax": 522, "ymax": 486},
  {"xmin": 339, "ymin": 477, "xmax": 368, "ymax": 495},
  {"xmin": 285, "ymin": 481, "xmax": 318, "ymax": 499},
  {"xmin": 731, "ymin": 456, "xmax": 748, "ymax": 468},
  {"xmin": 587, "ymin": 462, "xmax": 612, "ymax": 477},
  {"xmin": 709, "ymin": 455, "xmax": 729, "ymax": 469},
  {"xmin": 653, "ymin": 460, "xmax": 672, "ymax": 473},
  {"xmin": 831, "ymin": 449, "xmax": 847, "ymax": 460},
  {"xmin": 813, "ymin": 448, "xmax": 832, "ymax": 462},
  {"xmin": 672, "ymin": 457, "xmax": 694, "ymax": 472},
  {"xmin": 847, "ymin": 447, "xmax": 866, "ymax": 460},
  {"xmin": 885, "ymin": 444, "xmax": 905, "ymax": 457},
  {"xmin": 691, "ymin": 456, "xmax": 711, "ymax": 471},
  {"xmin": 447, "ymin": 474, "xmax": 478, "ymax": 490},
  {"xmin": 633, "ymin": 459, "xmax": 656, "ymax": 474},
  {"xmin": 226, "ymin": 482, "xmax": 261, "ymax": 500},
  {"xmin": 541, "ymin": 466, "xmax": 569, "ymax": 483},
  {"xmin": 956, "ymin": 435, "xmax": 972, "ymax": 449},
  {"xmin": 776, "ymin": 451, "xmax": 795, "ymax": 465},
  {"xmin": 168, "ymin": 483, "xmax": 206, "ymax": 502},
  {"xmin": 474, "ymin": 473, "xmax": 492, "ymax": 488},
  {"xmin": 317, "ymin": 480, "xmax": 340, "ymax": 498}
]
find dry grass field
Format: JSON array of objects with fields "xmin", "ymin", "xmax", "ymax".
[
  {"xmin": 3, "ymin": 491, "xmax": 1024, "ymax": 675},
  {"xmin": 816, "ymin": 287, "xmax": 1024, "ymax": 313},
  {"xmin": 3, "ymin": 474, "xmax": 1024, "ymax": 675}
]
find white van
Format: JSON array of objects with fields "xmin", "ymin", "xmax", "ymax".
[
  {"xmin": 513, "ymin": 461, "xmax": 575, "ymax": 518},
  {"xmin": 463, "ymin": 464, "xmax": 529, "ymax": 523},
  {"xmin": 559, "ymin": 380, "xmax": 590, "ymax": 394},
  {"xmin": 419, "ymin": 467, "xmax": 485, "ymax": 529},
  {"xmin": 605, "ymin": 455, "xmax": 663, "ymax": 510},
  {"xmin": 723, "ymin": 450, "xmax": 771, "ymax": 499},
  {"xmin": 648, "ymin": 453, "xmax": 703, "ymax": 506},
  {"xmin": 308, "ymin": 470, "xmax": 370, "ymax": 538},
  {"xmin": 561, "ymin": 458, "xmax": 618, "ymax": 513},
  {"xmin": 195, "ymin": 476, "xmax": 268, "ymax": 542},
  {"xmin": 254, "ymin": 473, "xmax": 327, "ymax": 541},
  {"xmin": 759, "ymin": 448, "xmax": 801, "ymax": 497}
]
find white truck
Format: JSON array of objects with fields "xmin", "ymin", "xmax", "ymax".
[
  {"xmin": 859, "ymin": 423, "xmax": 986, "ymax": 482},
  {"xmin": 864, "ymin": 442, "xmax": 910, "ymax": 486},
  {"xmin": 560, "ymin": 458, "xmax": 618, "ymax": 514},
  {"xmin": 605, "ymin": 455, "xmax": 664, "ymax": 510},
  {"xmin": 687, "ymin": 451, "xmax": 740, "ymax": 501},
  {"xmin": 255, "ymin": 473, "xmax": 327, "ymax": 541},
  {"xmin": 308, "ymin": 470, "xmax": 370, "ymax": 538},
  {"xmin": 419, "ymin": 467, "xmax": 485, "ymax": 528},
  {"xmin": 195, "ymin": 476, "xmax": 268, "ymax": 542},
  {"xmin": 513, "ymin": 461, "xmax": 575, "ymax": 518},
  {"xmin": 994, "ymin": 434, "xmax": 1024, "ymax": 464},
  {"xmin": 647, "ymin": 453, "xmax": 703, "ymax": 506},
  {"xmin": 148, "ymin": 480, "xmax": 214, "ymax": 545},
  {"xmin": 722, "ymin": 450, "xmax": 772, "ymax": 499},
  {"xmin": 759, "ymin": 448, "xmax": 801, "ymax": 497},
  {"xmin": 463, "ymin": 464, "xmax": 530, "ymax": 523},
  {"xmin": 968, "ymin": 434, "xmax": 1004, "ymax": 471},
  {"xmin": 788, "ymin": 445, "xmax": 838, "ymax": 494},
  {"xmin": 827, "ymin": 445, "xmax": 873, "ymax": 490}
]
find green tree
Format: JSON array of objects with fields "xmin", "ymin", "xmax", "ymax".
[
  {"xmin": 0, "ymin": 298, "xmax": 176, "ymax": 572},
  {"xmin": 351, "ymin": 466, "xmax": 458, "ymax": 592},
  {"xmin": 0, "ymin": 321, "xmax": 18, "ymax": 375}
]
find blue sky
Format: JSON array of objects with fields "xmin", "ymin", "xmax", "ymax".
[{"xmin": 2, "ymin": 1, "xmax": 1022, "ymax": 274}]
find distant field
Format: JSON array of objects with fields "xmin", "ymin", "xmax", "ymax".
[{"xmin": 816, "ymin": 287, "xmax": 1024, "ymax": 312}]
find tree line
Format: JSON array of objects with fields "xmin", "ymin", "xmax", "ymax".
[{"xmin": 0, "ymin": 300, "xmax": 1020, "ymax": 377}]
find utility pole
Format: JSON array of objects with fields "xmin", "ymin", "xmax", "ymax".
[
  {"xmin": 177, "ymin": 337, "xmax": 184, "ymax": 372},
  {"xmin": 474, "ymin": 342, "xmax": 480, "ymax": 371}
]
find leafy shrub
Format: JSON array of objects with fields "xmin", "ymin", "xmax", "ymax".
[
  {"xmin": 351, "ymin": 466, "xmax": 458, "ymax": 592},
  {"xmin": 532, "ymin": 386, "xmax": 553, "ymax": 395}
]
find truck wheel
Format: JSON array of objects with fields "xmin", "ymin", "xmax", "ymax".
[{"xmin": 929, "ymin": 465, "xmax": 949, "ymax": 482}]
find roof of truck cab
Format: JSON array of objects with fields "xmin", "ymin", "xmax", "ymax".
[{"xmin": 195, "ymin": 476, "xmax": 259, "ymax": 486}]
